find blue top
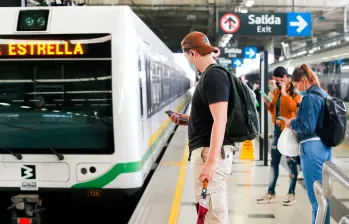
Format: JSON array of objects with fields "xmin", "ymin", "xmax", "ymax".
[{"xmin": 290, "ymin": 85, "xmax": 328, "ymax": 143}]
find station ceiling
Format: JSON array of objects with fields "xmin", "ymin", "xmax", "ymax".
[{"xmin": 49, "ymin": 0, "xmax": 349, "ymax": 56}]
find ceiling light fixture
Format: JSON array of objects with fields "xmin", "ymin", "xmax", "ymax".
[
  {"xmin": 240, "ymin": 8, "xmax": 248, "ymax": 13},
  {"xmin": 245, "ymin": 0, "xmax": 255, "ymax": 7}
]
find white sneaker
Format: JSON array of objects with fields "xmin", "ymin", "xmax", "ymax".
[
  {"xmin": 297, "ymin": 171, "xmax": 304, "ymax": 180},
  {"xmin": 283, "ymin": 194, "xmax": 296, "ymax": 206},
  {"xmin": 256, "ymin": 194, "xmax": 276, "ymax": 204}
]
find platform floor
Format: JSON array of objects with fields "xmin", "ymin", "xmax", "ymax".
[
  {"xmin": 178, "ymin": 139, "xmax": 349, "ymax": 224},
  {"xmin": 130, "ymin": 125, "xmax": 349, "ymax": 224}
]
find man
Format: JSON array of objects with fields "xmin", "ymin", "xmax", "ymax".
[{"xmin": 170, "ymin": 31, "xmax": 234, "ymax": 223}]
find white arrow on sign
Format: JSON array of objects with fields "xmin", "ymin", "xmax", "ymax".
[
  {"xmin": 290, "ymin": 15, "xmax": 308, "ymax": 33},
  {"xmin": 246, "ymin": 48, "xmax": 256, "ymax": 58},
  {"xmin": 234, "ymin": 59, "xmax": 242, "ymax": 67}
]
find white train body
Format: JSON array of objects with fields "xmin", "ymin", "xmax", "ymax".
[{"xmin": 0, "ymin": 6, "xmax": 191, "ymax": 192}]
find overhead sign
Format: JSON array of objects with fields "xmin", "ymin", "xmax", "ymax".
[
  {"xmin": 219, "ymin": 12, "xmax": 286, "ymax": 35},
  {"xmin": 244, "ymin": 47, "xmax": 257, "ymax": 59},
  {"xmin": 221, "ymin": 46, "xmax": 242, "ymax": 58},
  {"xmin": 217, "ymin": 57, "xmax": 232, "ymax": 65},
  {"xmin": 215, "ymin": 45, "xmax": 259, "ymax": 59},
  {"xmin": 232, "ymin": 58, "xmax": 243, "ymax": 68},
  {"xmin": 218, "ymin": 12, "xmax": 312, "ymax": 37},
  {"xmin": 220, "ymin": 13, "xmax": 241, "ymax": 34},
  {"xmin": 287, "ymin": 12, "xmax": 312, "ymax": 36}
]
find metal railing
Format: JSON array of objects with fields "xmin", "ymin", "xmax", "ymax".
[{"xmin": 314, "ymin": 161, "xmax": 349, "ymax": 224}]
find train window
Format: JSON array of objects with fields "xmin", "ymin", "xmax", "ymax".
[
  {"xmin": 144, "ymin": 60, "xmax": 189, "ymax": 118},
  {"xmin": 0, "ymin": 60, "xmax": 114, "ymax": 155},
  {"xmin": 163, "ymin": 68, "xmax": 170, "ymax": 103},
  {"xmin": 145, "ymin": 59, "xmax": 151, "ymax": 115},
  {"xmin": 138, "ymin": 56, "xmax": 143, "ymax": 117}
]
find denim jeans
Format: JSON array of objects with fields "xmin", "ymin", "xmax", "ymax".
[
  {"xmin": 300, "ymin": 140, "xmax": 332, "ymax": 224},
  {"xmin": 268, "ymin": 125, "xmax": 299, "ymax": 195}
]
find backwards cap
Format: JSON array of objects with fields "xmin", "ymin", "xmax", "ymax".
[
  {"xmin": 273, "ymin": 66, "xmax": 289, "ymax": 78},
  {"xmin": 181, "ymin": 31, "xmax": 218, "ymax": 56}
]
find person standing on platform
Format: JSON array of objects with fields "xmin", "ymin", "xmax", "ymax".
[
  {"xmin": 286, "ymin": 64, "xmax": 332, "ymax": 224},
  {"xmin": 169, "ymin": 31, "xmax": 235, "ymax": 224},
  {"xmin": 256, "ymin": 66, "xmax": 302, "ymax": 206}
]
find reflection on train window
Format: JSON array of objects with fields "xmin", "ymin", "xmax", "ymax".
[
  {"xmin": 310, "ymin": 58, "xmax": 349, "ymax": 102},
  {"xmin": 145, "ymin": 59, "xmax": 190, "ymax": 118},
  {"xmin": 0, "ymin": 60, "xmax": 113, "ymax": 154}
]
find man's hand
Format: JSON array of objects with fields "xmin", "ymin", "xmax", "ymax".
[
  {"xmin": 170, "ymin": 113, "xmax": 189, "ymax": 126},
  {"xmin": 199, "ymin": 160, "xmax": 217, "ymax": 183}
]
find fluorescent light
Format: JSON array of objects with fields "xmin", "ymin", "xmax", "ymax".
[
  {"xmin": 21, "ymin": 106, "xmax": 31, "ymax": 109},
  {"xmin": 245, "ymin": 0, "xmax": 255, "ymax": 7},
  {"xmin": 0, "ymin": 103, "xmax": 10, "ymax": 106},
  {"xmin": 240, "ymin": 8, "xmax": 248, "ymax": 13}
]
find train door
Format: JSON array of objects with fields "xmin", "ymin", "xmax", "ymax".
[{"xmin": 138, "ymin": 54, "xmax": 146, "ymax": 142}]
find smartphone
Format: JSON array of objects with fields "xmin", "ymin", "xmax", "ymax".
[
  {"xmin": 165, "ymin": 110, "xmax": 188, "ymax": 123},
  {"xmin": 277, "ymin": 116, "xmax": 288, "ymax": 121},
  {"xmin": 259, "ymin": 90, "xmax": 272, "ymax": 102}
]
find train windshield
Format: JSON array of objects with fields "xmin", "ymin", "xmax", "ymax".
[{"xmin": 0, "ymin": 34, "xmax": 114, "ymax": 154}]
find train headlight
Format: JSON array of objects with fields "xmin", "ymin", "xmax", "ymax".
[
  {"xmin": 17, "ymin": 10, "xmax": 50, "ymax": 31},
  {"xmin": 25, "ymin": 17, "xmax": 34, "ymax": 27},
  {"xmin": 37, "ymin": 17, "xmax": 46, "ymax": 27}
]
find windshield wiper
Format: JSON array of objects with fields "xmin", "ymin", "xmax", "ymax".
[
  {"xmin": 49, "ymin": 148, "xmax": 64, "ymax": 161},
  {"xmin": 2, "ymin": 148, "xmax": 22, "ymax": 160}
]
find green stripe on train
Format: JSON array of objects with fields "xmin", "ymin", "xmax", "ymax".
[{"xmin": 71, "ymin": 102, "xmax": 187, "ymax": 189}]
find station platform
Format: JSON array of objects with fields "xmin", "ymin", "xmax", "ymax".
[{"xmin": 129, "ymin": 124, "xmax": 349, "ymax": 224}]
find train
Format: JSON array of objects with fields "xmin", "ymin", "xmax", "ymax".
[
  {"xmin": 0, "ymin": 5, "xmax": 192, "ymax": 209},
  {"xmin": 244, "ymin": 42, "xmax": 349, "ymax": 103}
]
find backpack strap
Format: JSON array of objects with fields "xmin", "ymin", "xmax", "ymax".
[
  {"xmin": 309, "ymin": 90, "xmax": 326, "ymax": 99},
  {"xmin": 308, "ymin": 90, "xmax": 327, "ymax": 131}
]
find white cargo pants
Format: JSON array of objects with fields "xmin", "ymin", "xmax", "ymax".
[{"xmin": 191, "ymin": 146, "xmax": 234, "ymax": 224}]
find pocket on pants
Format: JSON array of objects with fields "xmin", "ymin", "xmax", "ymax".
[
  {"xmin": 207, "ymin": 168, "xmax": 227, "ymax": 212},
  {"xmin": 208, "ymin": 189, "xmax": 226, "ymax": 212}
]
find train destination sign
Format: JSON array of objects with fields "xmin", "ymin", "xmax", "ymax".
[
  {"xmin": 219, "ymin": 12, "xmax": 312, "ymax": 37},
  {"xmin": 5, "ymin": 42, "xmax": 85, "ymax": 56},
  {"xmin": 0, "ymin": 33, "xmax": 112, "ymax": 59}
]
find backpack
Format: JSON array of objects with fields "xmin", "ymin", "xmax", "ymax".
[
  {"xmin": 198, "ymin": 64, "xmax": 260, "ymax": 143},
  {"xmin": 311, "ymin": 90, "xmax": 347, "ymax": 147}
]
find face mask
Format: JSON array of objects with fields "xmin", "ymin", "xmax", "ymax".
[
  {"xmin": 296, "ymin": 81, "xmax": 306, "ymax": 96},
  {"xmin": 295, "ymin": 88, "xmax": 306, "ymax": 96},
  {"xmin": 187, "ymin": 52, "xmax": 197, "ymax": 72},
  {"xmin": 189, "ymin": 63, "xmax": 196, "ymax": 72}
]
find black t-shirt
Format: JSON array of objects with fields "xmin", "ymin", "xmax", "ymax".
[{"xmin": 188, "ymin": 66, "xmax": 232, "ymax": 151}]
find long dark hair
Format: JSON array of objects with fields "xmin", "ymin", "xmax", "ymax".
[{"xmin": 289, "ymin": 81, "xmax": 296, "ymax": 97}]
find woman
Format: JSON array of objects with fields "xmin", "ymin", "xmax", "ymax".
[
  {"xmin": 256, "ymin": 66, "xmax": 302, "ymax": 206},
  {"xmin": 286, "ymin": 64, "xmax": 331, "ymax": 224}
]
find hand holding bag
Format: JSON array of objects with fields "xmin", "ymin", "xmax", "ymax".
[{"xmin": 277, "ymin": 127, "xmax": 299, "ymax": 157}]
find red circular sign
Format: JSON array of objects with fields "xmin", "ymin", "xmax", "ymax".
[
  {"xmin": 220, "ymin": 13, "xmax": 240, "ymax": 34},
  {"xmin": 212, "ymin": 47, "xmax": 221, "ymax": 58}
]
